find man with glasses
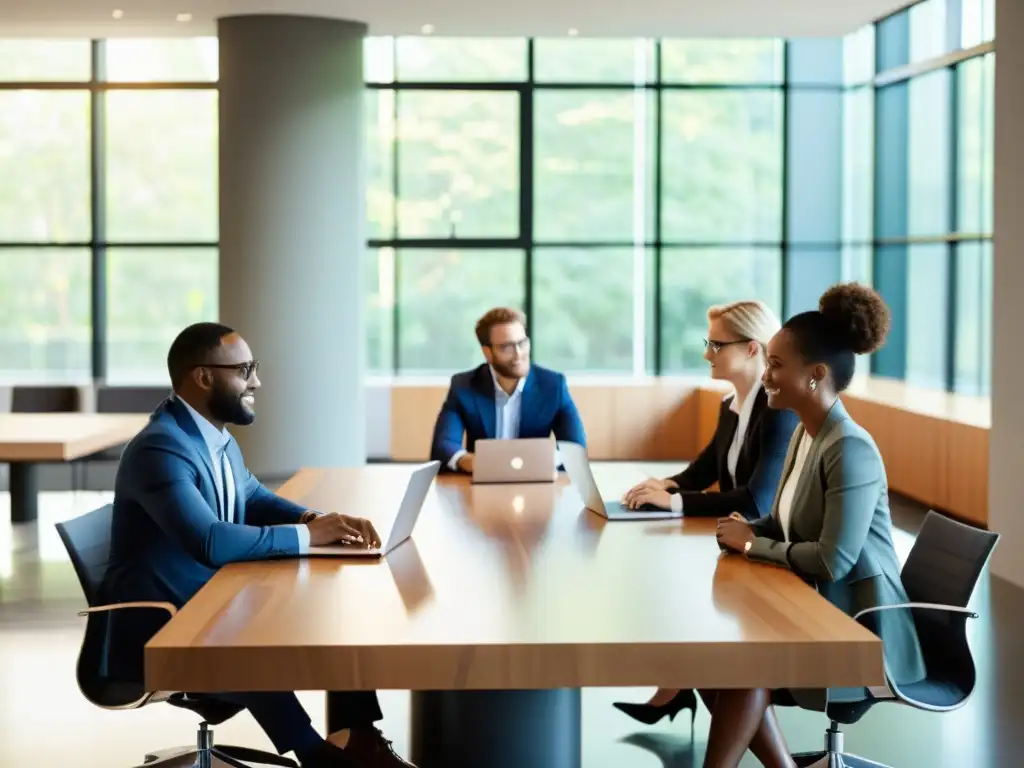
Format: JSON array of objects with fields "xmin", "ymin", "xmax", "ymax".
[
  {"xmin": 101, "ymin": 322, "xmax": 416, "ymax": 768},
  {"xmin": 430, "ymin": 307, "xmax": 587, "ymax": 473}
]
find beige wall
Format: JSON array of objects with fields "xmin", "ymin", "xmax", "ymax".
[{"xmin": 989, "ymin": 0, "xmax": 1024, "ymax": 587}]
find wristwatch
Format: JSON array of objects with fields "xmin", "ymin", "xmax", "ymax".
[{"xmin": 743, "ymin": 540, "xmax": 752, "ymax": 555}]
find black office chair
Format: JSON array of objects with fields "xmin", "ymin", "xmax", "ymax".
[
  {"xmin": 792, "ymin": 510, "xmax": 1000, "ymax": 768},
  {"xmin": 55, "ymin": 504, "xmax": 298, "ymax": 768}
]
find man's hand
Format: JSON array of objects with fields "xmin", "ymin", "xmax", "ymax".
[
  {"xmin": 306, "ymin": 513, "xmax": 376, "ymax": 547},
  {"xmin": 456, "ymin": 453, "xmax": 475, "ymax": 474},
  {"xmin": 340, "ymin": 514, "xmax": 381, "ymax": 549}
]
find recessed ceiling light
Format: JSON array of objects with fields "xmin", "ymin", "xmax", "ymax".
[
  {"xmin": 568, "ymin": 28, "xmax": 579, "ymax": 36},
  {"xmin": 176, "ymin": 12, "xmax": 193, "ymax": 22},
  {"xmin": 112, "ymin": 9, "xmax": 124, "ymax": 19},
  {"xmin": 421, "ymin": 23, "xmax": 435, "ymax": 35}
]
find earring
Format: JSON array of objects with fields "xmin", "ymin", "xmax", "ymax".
[{"xmin": 809, "ymin": 379, "xmax": 818, "ymax": 392}]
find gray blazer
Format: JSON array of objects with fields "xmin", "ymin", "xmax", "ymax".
[{"xmin": 746, "ymin": 398, "xmax": 926, "ymax": 711}]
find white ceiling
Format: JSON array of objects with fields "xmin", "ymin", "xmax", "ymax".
[{"xmin": 0, "ymin": 0, "xmax": 909, "ymax": 39}]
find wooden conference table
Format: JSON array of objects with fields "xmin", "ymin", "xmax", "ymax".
[
  {"xmin": 145, "ymin": 462, "xmax": 885, "ymax": 768},
  {"xmin": 0, "ymin": 413, "xmax": 148, "ymax": 523}
]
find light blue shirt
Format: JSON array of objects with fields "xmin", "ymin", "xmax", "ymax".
[{"xmin": 177, "ymin": 396, "xmax": 309, "ymax": 552}]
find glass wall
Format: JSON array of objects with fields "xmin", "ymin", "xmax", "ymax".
[
  {"xmin": 842, "ymin": 0, "xmax": 995, "ymax": 394},
  {"xmin": 0, "ymin": 35, "xmax": 786, "ymax": 384},
  {"xmin": 0, "ymin": 38, "xmax": 218, "ymax": 384},
  {"xmin": 0, "ymin": 10, "xmax": 996, "ymax": 394},
  {"xmin": 366, "ymin": 37, "xmax": 785, "ymax": 376}
]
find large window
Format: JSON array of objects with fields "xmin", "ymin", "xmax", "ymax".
[
  {"xmin": 105, "ymin": 90, "xmax": 218, "ymax": 243},
  {"xmin": 395, "ymin": 249, "xmax": 525, "ymax": 373},
  {"xmin": 368, "ymin": 36, "xmax": 788, "ymax": 377},
  {"xmin": 394, "ymin": 90, "xmax": 519, "ymax": 239},
  {"xmin": 843, "ymin": 3, "xmax": 994, "ymax": 395},
  {"xmin": 0, "ymin": 249, "xmax": 91, "ymax": 382},
  {"xmin": 660, "ymin": 247, "xmax": 782, "ymax": 371},
  {"xmin": 533, "ymin": 90, "xmax": 655, "ymax": 243},
  {"xmin": 0, "ymin": 38, "xmax": 218, "ymax": 385},
  {"xmin": 661, "ymin": 91, "xmax": 783, "ymax": 244},
  {"xmin": 0, "ymin": 91, "xmax": 90, "ymax": 243},
  {"xmin": 532, "ymin": 248, "xmax": 648, "ymax": 373},
  {"xmin": 105, "ymin": 248, "xmax": 218, "ymax": 383},
  {"xmin": 13, "ymin": 34, "xmax": 962, "ymax": 385}
]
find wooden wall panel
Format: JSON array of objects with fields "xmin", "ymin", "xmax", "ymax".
[
  {"xmin": 938, "ymin": 421, "xmax": 989, "ymax": 527},
  {"xmin": 384, "ymin": 380, "xmax": 706, "ymax": 463},
  {"xmin": 382, "ymin": 376, "xmax": 991, "ymax": 526},
  {"xmin": 568, "ymin": 386, "xmax": 616, "ymax": 459},
  {"xmin": 389, "ymin": 384, "xmax": 447, "ymax": 461}
]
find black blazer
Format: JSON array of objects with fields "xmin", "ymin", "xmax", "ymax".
[{"xmin": 668, "ymin": 386, "xmax": 798, "ymax": 520}]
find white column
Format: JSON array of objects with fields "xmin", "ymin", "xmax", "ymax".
[
  {"xmin": 989, "ymin": 0, "xmax": 1024, "ymax": 586},
  {"xmin": 218, "ymin": 15, "xmax": 368, "ymax": 478}
]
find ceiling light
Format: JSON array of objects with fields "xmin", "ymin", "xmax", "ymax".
[
  {"xmin": 421, "ymin": 23, "xmax": 435, "ymax": 35},
  {"xmin": 112, "ymin": 9, "xmax": 124, "ymax": 19},
  {"xmin": 568, "ymin": 28, "xmax": 579, "ymax": 36},
  {"xmin": 176, "ymin": 12, "xmax": 193, "ymax": 22}
]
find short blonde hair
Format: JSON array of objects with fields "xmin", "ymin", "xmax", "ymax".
[{"xmin": 707, "ymin": 300, "xmax": 781, "ymax": 359}]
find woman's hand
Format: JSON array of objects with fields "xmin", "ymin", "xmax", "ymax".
[
  {"xmin": 622, "ymin": 477, "xmax": 671, "ymax": 506},
  {"xmin": 624, "ymin": 487, "xmax": 673, "ymax": 510},
  {"xmin": 716, "ymin": 516, "xmax": 755, "ymax": 554}
]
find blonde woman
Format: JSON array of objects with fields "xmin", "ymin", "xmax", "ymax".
[{"xmin": 614, "ymin": 300, "xmax": 799, "ymax": 727}]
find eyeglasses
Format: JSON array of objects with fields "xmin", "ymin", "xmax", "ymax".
[
  {"xmin": 704, "ymin": 339, "xmax": 750, "ymax": 355},
  {"xmin": 195, "ymin": 360, "xmax": 260, "ymax": 380},
  {"xmin": 491, "ymin": 337, "xmax": 530, "ymax": 355}
]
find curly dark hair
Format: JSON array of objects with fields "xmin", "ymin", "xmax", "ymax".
[{"xmin": 782, "ymin": 283, "xmax": 890, "ymax": 392}]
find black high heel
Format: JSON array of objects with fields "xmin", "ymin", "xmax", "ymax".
[{"xmin": 612, "ymin": 689, "xmax": 698, "ymax": 728}]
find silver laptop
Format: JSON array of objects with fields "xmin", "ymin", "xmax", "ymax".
[
  {"xmin": 472, "ymin": 438, "xmax": 557, "ymax": 484},
  {"xmin": 307, "ymin": 460, "xmax": 440, "ymax": 558},
  {"xmin": 557, "ymin": 441, "xmax": 683, "ymax": 520}
]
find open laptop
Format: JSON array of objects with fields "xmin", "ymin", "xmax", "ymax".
[
  {"xmin": 472, "ymin": 438, "xmax": 557, "ymax": 484},
  {"xmin": 557, "ymin": 441, "xmax": 683, "ymax": 521},
  {"xmin": 307, "ymin": 460, "xmax": 440, "ymax": 558}
]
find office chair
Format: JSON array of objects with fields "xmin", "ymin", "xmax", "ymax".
[
  {"xmin": 792, "ymin": 510, "xmax": 1000, "ymax": 768},
  {"xmin": 55, "ymin": 504, "xmax": 298, "ymax": 768}
]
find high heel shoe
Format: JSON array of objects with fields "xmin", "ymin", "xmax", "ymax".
[{"xmin": 612, "ymin": 689, "xmax": 698, "ymax": 728}]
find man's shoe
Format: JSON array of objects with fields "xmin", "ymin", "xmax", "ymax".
[
  {"xmin": 343, "ymin": 726, "xmax": 418, "ymax": 768},
  {"xmin": 299, "ymin": 740, "xmax": 361, "ymax": 768}
]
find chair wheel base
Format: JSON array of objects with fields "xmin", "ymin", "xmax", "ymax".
[
  {"xmin": 793, "ymin": 750, "xmax": 892, "ymax": 768},
  {"xmin": 137, "ymin": 744, "xmax": 297, "ymax": 768}
]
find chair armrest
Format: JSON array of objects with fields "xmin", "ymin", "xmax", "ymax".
[
  {"xmin": 77, "ymin": 601, "xmax": 177, "ymax": 618},
  {"xmin": 853, "ymin": 602, "xmax": 978, "ymax": 621}
]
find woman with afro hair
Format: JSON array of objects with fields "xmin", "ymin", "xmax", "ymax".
[{"xmin": 708, "ymin": 283, "xmax": 926, "ymax": 768}]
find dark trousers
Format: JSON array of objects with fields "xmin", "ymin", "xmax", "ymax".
[{"xmin": 214, "ymin": 691, "xmax": 383, "ymax": 755}]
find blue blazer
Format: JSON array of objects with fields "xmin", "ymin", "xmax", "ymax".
[
  {"xmin": 100, "ymin": 396, "xmax": 308, "ymax": 679},
  {"xmin": 430, "ymin": 364, "xmax": 586, "ymax": 468}
]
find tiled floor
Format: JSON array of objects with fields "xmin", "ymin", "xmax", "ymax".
[{"xmin": 0, "ymin": 491, "xmax": 1019, "ymax": 768}]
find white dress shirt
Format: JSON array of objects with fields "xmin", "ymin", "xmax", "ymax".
[
  {"xmin": 669, "ymin": 384, "xmax": 761, "ymax": 514},
  {"xmin": 776, "ymin": 431, "xmax": 814, "ymax": 543},
  {"xmin": 177, "ymin": 396, "xmax": 309, "ymax": 553}
]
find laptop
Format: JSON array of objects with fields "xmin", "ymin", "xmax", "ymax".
[
  {"xmin": 307, "ymin": 460, "xmax": 440, "ymax": 558},
  {"xmin": 472, "ymin": 438, "xmax": 557, "ymax": 484},
  {"xmin": 557, "ymin": 441, "xmax": 683, "ymax": 521}
]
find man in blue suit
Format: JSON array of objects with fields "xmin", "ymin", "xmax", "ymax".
[
  {"xmin": 101, "ymin": 322, "xmax": 415, "ymax": 768},
  {"xmin": 430, "ymin": 307, "xmax": 586, "ymax": 472}
]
